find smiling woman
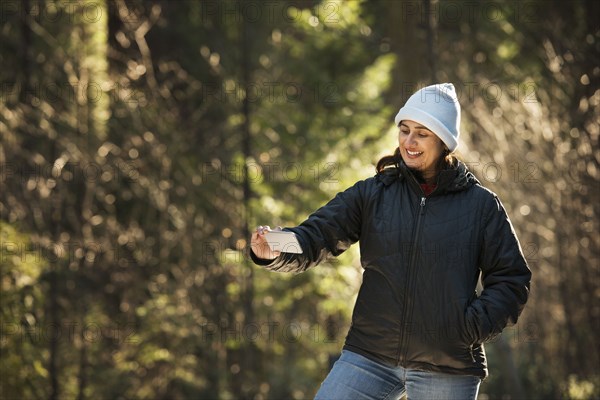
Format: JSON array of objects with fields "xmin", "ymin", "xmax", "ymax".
[
  {"xmin": 251, "ymin": 83, "xmax": 531, "ymax": 400},
  {"xmin": 398, "ymin": 120, "xmax": 447, "ymax": 183},
  {"xmin": 378, "ymin": 83, "xmax": 459, "ymax": 186}
]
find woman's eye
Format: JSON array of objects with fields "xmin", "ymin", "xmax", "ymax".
[
  {"xmin": 400, "ymin": 130, "xmax": 409, "ymax": 135},
  {"xmin": 418, "ymin": 133, "xmax": 428, "ymax": 138}
]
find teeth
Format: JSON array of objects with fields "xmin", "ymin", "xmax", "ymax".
[{"xmin": 407, "ymin": 150, "xmax": 423, "ymax": 156}]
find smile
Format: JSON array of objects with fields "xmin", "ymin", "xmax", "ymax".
[{"xmin": 406, "ymin": 150, "xmax": 423, "ymax": 156}]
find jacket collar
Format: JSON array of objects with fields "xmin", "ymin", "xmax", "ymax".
[{"xmin": 376, "ymin": 158, "xmax": 479, "ymax": 195}]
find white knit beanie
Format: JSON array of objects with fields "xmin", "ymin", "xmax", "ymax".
[{"xmin": 394, "ymin": 83, "xmax": 461, "ymax": 151}]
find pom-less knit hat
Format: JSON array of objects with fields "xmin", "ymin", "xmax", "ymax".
[{"xmin": 394, "ymin": 83, "xmax": 461, "ymax": 151}]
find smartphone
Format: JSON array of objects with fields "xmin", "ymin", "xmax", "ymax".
[{"xmin": 264, "ymin": 231, "xmax": 303, "ymax": 254}]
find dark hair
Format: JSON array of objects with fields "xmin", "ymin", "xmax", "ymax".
[
  {"xmin": 376, "ymin": 147, "xmax": 456, "ymax": 183},
  {"xmin": 376, "ymin": 147, "xmax": 402, "ymax": 173}
]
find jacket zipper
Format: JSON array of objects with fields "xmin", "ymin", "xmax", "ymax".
[{"xmin": 397, "ymin": 195, "xmax": 427, "ymax": 364}]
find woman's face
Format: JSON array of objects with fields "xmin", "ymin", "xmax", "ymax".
[{"xmin": 398, "ymin": 120, "xmax": 446, "ymax": 180}]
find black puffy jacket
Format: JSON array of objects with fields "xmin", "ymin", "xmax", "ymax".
[{"xmin": 252, "ymin": 160, "xmax": 531, "ymax": 378}]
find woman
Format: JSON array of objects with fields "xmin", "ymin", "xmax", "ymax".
[{"xmin": 250, "ymin": 83, "xmax": 531, "ymax": 400}]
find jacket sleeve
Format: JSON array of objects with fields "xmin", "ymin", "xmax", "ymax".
[
  {"xmin": 465, "ymin": 194, "xmax": 532, "ymax": 344},
  {"xmin": 249, "ymin": 179, "xmax": 368, "ymax": 273}
]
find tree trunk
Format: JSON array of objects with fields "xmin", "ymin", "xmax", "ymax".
[
  {"xmin": 423, "ymin": 0, "xmax": 438, "ymax": 82},
  {"xmin": 386, "ymin": 0, "xmax": 429, "ymax": 103},
  {"xmin": 241, "ymin": 13, "xmax": 258, "ymax": 400},
  {"xmin": 18, "ymin": 0, "xmax": 31, "ymax": 103},
  {"xmin": 48, "ymin": 143, "xmax": 60, "ymax": 400}
]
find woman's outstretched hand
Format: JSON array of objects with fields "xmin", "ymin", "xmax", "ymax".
[{"xmin": 251, "ymin": 225, "xmax": 282, "ymax": 260}]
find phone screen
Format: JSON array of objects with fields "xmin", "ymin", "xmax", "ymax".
[{"xmin": 264, "ymin": 231, "xmax": 303, "ymax": 254}]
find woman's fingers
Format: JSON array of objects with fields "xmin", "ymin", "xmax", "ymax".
[
  {"xmin": 256, "ymin": 225, "xmax": 272, "ymax": 235},
  {"xmin": 252, "ymin": 225, "xmax": 279, "ymax": 260}
]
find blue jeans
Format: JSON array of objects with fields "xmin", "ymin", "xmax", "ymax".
[{"xmin": 314, "ymin": 350, "xmax": 481, "ymax": 400}]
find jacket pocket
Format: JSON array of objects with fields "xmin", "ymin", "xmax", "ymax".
[
  {"xmin": 458, "ymin": 296, "xmax": 478, "ymax": 346},
  {"xmin": 428, "ymin": 297, "xmax": 477, "ymax": 367}
]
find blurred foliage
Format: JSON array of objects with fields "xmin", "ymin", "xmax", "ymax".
[{"xmin": 0, "ymin": 0, "xmax": 598, "ymax": 399}]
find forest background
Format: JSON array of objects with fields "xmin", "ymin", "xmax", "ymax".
[{"xmin": 1, "ymin": 0, "xmax": 598, "ymax": 399}]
